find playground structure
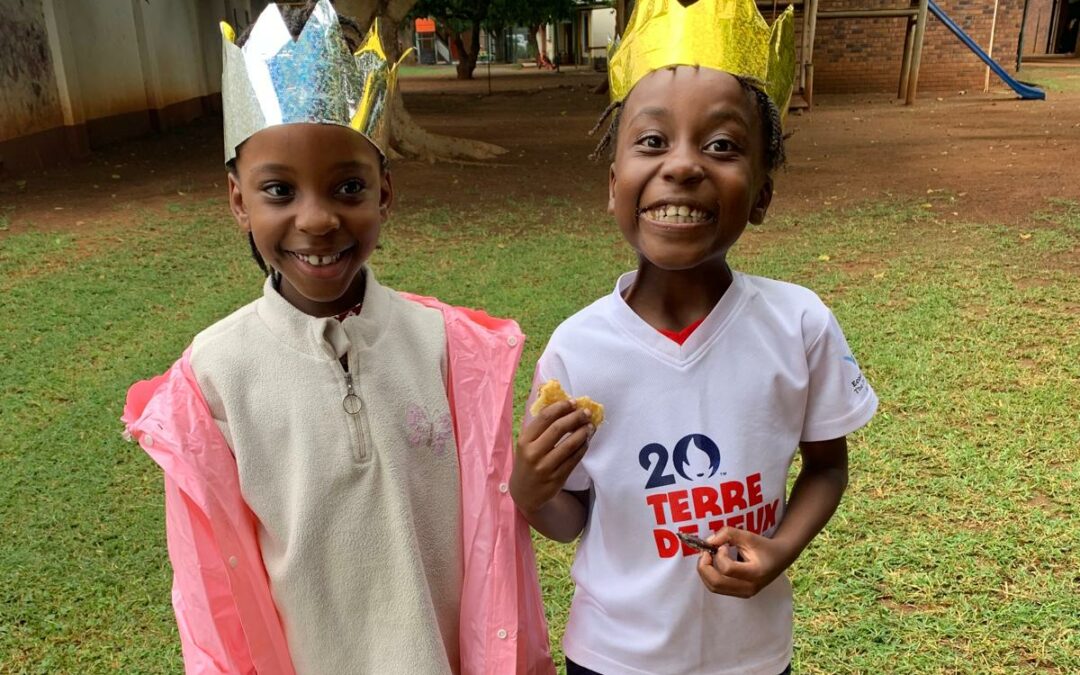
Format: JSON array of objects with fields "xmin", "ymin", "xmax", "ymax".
[{"xmin": 767, "ymin": 0, "xmax": 1045, "ymax": 108}]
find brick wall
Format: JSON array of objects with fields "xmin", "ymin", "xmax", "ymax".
[{"xmin": 793, "ymin": 0, "xmax": 1026, "ymax": 93}]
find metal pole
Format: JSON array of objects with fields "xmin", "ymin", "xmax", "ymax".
[
  {"xmin": 817, "ymin": 8, "xmax": 918, "ymax": 18},
  {"xmin": 1016, "ymin": 0, "xmax": 1031, "ymax": 71},
  {"xmin": 905, "ymin": 0, "xmax": 930, "ymax": 105}
]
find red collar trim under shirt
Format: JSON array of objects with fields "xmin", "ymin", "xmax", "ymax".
[{"xmin": 657, "ymin": 317, "xmax": 705, "ymax": 345}]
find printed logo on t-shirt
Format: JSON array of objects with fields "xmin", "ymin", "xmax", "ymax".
[
  {"xmin": 639, "ymin": 433, "xmax": 780, "ymax": 560},
  {"xmin": 843, "ymin": 355, "xmax": 867, "ymax": 395}
]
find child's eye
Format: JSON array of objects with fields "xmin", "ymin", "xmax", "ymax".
[
  {"xmin": 706, "ymin": 138, "xmax": 740, "ymax": 154},
  {"xmin": 635, "ymin": 134, "xmax": 666, "ymax": 150},
  {"xmin": 336, "ymin": 179, "xmax": 366, "ymax": 196},
  {"xmin": 261, "ymin": 182, "xmax": 294, "ymax": 199}
]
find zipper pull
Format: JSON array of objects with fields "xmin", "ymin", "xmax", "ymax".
[{"xmin": 343, "ymin": 372, "xmax": 362, "ymax": 415}]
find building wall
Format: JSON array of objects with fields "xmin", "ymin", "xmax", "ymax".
[
  {"xmin": 807, "ymin": 0, "xmax": 1027, "ymax": 94},
  {"xmin": 1, "ymin": 0, "xmax": 252, "ymax": 170},
  {"xmin": 62, "ymin": 2, "xmax": 148, "ymax": 122},
  {"xmin": 0, "ymin": 0, "xmax": 64, "ymax": 139},
  {"xmin": 590, "ymin": 8, "xmax": 617, "ymax": 51}
]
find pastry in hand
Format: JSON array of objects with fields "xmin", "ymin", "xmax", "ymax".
[{"xmin": 529, "ymin": 379, "xmax": 604, "ymax": 428}]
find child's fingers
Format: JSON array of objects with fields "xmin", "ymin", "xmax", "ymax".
[
  {"xmin": 532, "ymin": 407, "xmax": 592, "ymax": 458},
  {"xmin": 550, "ymin": 427, "xmax": 593, "ymax": 480},
  {"xmin": 519, "ymin": 400, "xmax": 576, "ymax": 446},
  {"xmin": 539, "ymin": 422, "xmax": 592, "ymax": 474},
  {"xmin": 707, "ymin": 547, "xmax": 756, "ymax": 581},
  {"xmin": 706, "ymin": 527, "xmax": 756, "ymax": 560},
  {"xmin": 696, "ymin": 553, "xmax": 756, "ymax": 598}
]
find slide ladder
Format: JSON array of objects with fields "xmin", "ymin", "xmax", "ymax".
[{"xmin": 927, "ymin": 0, "xmax": 1044, "ymax": 100}]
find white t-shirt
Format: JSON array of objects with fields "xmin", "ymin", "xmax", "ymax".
[{"xmin": 531, "ymin": 271, "xmax": 878, "ymax": 675}]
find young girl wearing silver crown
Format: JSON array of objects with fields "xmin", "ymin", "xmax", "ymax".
[
  {"xmin": 123, "ymin": 2, "xmax": 554, "ymax": 673},
  {"xmin": 511, "ymin": 1, "xmax": 878, "ymax": 673}
]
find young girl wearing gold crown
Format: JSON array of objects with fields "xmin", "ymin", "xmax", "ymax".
[
  {"xmin": 122, "ymin": 2, "xmax": 554, "ymax": 673},
  {"xmin": 511, "ymin": 1, "xmax": 878, "ymax": 673}
]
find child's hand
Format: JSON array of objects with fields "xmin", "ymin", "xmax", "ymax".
[
  {"xmin": 511, "ymin": 400, "xmax": 594, "ymax": 515},
  {"xmin": 695, "ymin": 527, "xmax": 795, "ymax": 598}
]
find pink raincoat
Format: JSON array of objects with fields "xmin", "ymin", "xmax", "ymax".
[{"xmin": 123, "ymin": 294, "xmax": 555, "ymax": 675}]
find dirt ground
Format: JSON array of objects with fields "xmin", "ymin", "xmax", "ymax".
[{"xmin": 2, "ymin": 64, "xmax": 1078, "ymax": 234}]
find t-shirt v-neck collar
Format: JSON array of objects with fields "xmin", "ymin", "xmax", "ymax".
[{"xmin": 607, "ymin": 270, "xmax": 749, "ymax": 364}]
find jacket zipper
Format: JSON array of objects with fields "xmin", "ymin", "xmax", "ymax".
[{"xmin": 341, "ymin": 367, "xmax": 372, "ymax": 462}]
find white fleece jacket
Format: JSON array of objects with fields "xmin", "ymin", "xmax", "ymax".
[{"xmin": 190, "ymin": 269, "xmax": 462, "ymax": 675}]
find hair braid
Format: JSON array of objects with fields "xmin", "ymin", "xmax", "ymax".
[
  {"xmin": 588, "ymin": 100, "xmax": 623, "ymax": 161},
  {"xmin": 247, "ymin": 232, "xmax": 270, "ymax": 277}
]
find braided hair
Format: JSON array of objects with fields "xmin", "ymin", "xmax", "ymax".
[
  {"xmin": 589, "ymin": 73, "xmax": 787, "ymax": 174},
  {"xmin": 230, "ymin": 1, "xmax": 373, "ymax": 277}
]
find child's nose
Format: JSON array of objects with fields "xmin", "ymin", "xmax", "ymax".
[
  {"xmin": 662, "ymin": 146, "xmax": 706, "ymax": 185},
  {"xmin": 294, "ymin": 198, "xmax": 341, "ymax": 235}
]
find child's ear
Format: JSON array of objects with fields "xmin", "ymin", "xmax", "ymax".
[
  {"xmin": 227, "ymin": 172, "xmax": 250, "ymax": 232},
  {"xmin": 749, "ymin": 175, "xmax": 773, "ymax": 225},
  {"xmin": 379, "ymin": 170, "xmax": 394, "ymax": 222},
  {"xmin": 607, "ymin": 164, "xmax": 616, "ymax": 214}
]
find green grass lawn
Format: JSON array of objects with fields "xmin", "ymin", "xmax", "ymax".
[{"xmin": 1, "ymin": 195, "xmax": 1077, "ymax": 673}]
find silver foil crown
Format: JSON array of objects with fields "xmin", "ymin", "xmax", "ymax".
[{"xmin": 220, "ymin": 0, "xmax": 402, "ymax": 163}]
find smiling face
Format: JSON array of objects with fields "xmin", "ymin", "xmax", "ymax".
[
  {"xmin": 609, "ymin": 67, "xmax": 773, "ymax": 272},
  {"xmin": 228, "ymin": 123, "xmax": 391, "ymax": 317}
]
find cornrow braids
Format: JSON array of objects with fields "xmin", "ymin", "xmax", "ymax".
[
  {"xmin": 744, "ymin": 81, "xmax": 786, "ymax": 173},
  {"xmin": 587, "ymin": 100, "xmax": 623, "ymax": 161},
  {"xmin": 588, "ymin": 74, "xmax": 787, "ymax": 173}
]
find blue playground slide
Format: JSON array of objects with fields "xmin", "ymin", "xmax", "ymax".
[{"xmin": 927, "ymin": 0, "xmax": 1045, "ymax": 100}]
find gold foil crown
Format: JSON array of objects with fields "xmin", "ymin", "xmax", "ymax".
[
  {"xmin": 609, "ymin": 0, "xmax": 796, "ymax": 119},
  {"xmin": 220, "ymin": 0, "xmax": 405, "ymax": 164}
]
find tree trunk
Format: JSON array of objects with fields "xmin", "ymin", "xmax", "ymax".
[
  {"xmin": 450, "ymin": 30, "xmax": 472, "ymax": 79},
  {"xmin": 389, "ymin": 88, "xmax": 506, "ymax": 162},
  {"xmin": 334, "ymin": 0, "xmax": 508, "ymax": 161},
  {"xmin": 450, "ymin": 24, "xmax": 481, "ymax": 80}
]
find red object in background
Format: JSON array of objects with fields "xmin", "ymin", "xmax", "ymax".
[{"xmin": 415, "ymin": 17, "xmax": 435, "ymax": 33}]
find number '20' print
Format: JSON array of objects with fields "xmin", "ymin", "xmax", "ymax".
[{"xmin": 638, "ymin": 434, "xmax": 722, "ymax": 489}]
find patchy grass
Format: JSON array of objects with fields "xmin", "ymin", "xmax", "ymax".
[
  {"xmin": 1, "ymin": 196, "xmax": 1077, "ymax": 673},
  {"xmin": 1017, "ymin": 65, "xmax": 1080, "ymax": 94}
]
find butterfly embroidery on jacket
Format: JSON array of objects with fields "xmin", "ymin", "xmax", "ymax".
[{"xmin": 406, "ymin": 404, "xmax": 455, "ymax": 457}]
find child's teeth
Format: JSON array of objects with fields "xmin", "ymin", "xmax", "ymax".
[
  {"xmin": 647, "ymin": 205, "xmax": 709, "ymax": 223},
  {"xmin": 296, "ymin": 252, "xmax": 342, "ymax": 266}
]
